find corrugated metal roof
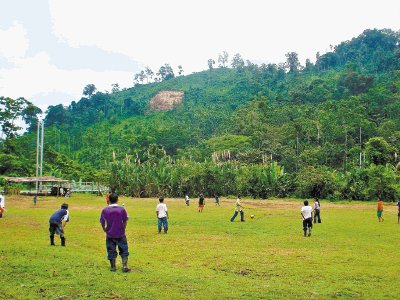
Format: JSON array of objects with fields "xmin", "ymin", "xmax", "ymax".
[{"xmin": 5, "ymin": 176, "xmax": 69, "ymax": 183}]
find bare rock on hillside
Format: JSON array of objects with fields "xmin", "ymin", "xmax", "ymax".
[{"xmin": 149, "ymin": 91, "xmax": 184, "ymax": 112}]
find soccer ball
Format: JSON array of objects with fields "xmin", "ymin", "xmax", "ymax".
[
  {"xmin": 122, "ymin": 203, "xmax": 125, "ymax": 206},
  {"xmin": 250, "ymin": 214, "xmax": 254, "ymax": 219}
]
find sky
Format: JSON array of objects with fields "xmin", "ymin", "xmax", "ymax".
[{"xmin": 0, "ymin": 0, "xmax": 399, "ymax": 112}]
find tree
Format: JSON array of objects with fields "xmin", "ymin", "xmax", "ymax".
[
  {"xmin": 365, "ymin": 137, "xmax": 393, "ymax": 165},
  {"xmin": 207, "ymin": 59, "xmax": 215, "ymax": 71},
  {"xmin": 285, "ymin": 52, "xmax": 302, "ymax": 73},
  {"xmin": 177, "ymin": 65, "xmax": 184, "ymax": 76},
  {"xmin": 134, "ymin": 71, "xmax": 146, "ymax": 85},
  {"xmin": 145, "ymin": 66, "xmax": 154, "ymax": 82},
  {"xmin": 218, "ymin": 51, "xmax": 229, "ymax": 68},
  {"xmin": 22, "ymin": 101, "xmax": 43, "ymax": 132},
  {"xmin": 337, "ymin": 68, "xmax": 374, "ymax": 96},
  {"xmin": 111, "ymin": 83, "xmax": 120, "ymax": 93},
  {"xmin": 231, "ymin": 53, "xmax": 245, "ymax": 70},
  {"xmin": 0, "ymin": 97, "xmax": 41, "ymax": 139},
  {"xmin": 45, "ymin": 104, "xmax": 67, "ymax": 127},
  {"xmin": 82, "ymin": 84, "xmax": 97, "ymax": 98},
  {"xmin": 157, "ymin": 64, "xmax": 175, "ymax": 81}
]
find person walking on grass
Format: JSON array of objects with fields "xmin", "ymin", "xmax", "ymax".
[
  {"xmin": 377, "ymin": 198, "xmax": 384, "ymax": 222},
  {"xmin": 100, "ymin": 193, "xmax": 131, "ymax": 272},
  {"xmin": 215, "ymin": 194, "xmax": 220, "ymax": 206},
  {"xmin": 185, "ymin": 194, "xmax": 190, "ymax": 206},
  {"xmin": 49, "ymin": 203, "xmax": 69, "ymax": 246},
  {"xmin": 198, "ymin": 193, "xmax": 205, "ymax": 212},
  {"xmin": 313, "ymin": 198, "xmax": 321, "ymax": 223},
  {"xmin": 230, "ymin": 197, "xmax": 245, "ymax": 222},
  {"xmin": 156, "ymin": 197, "xmax": 168, "ymax": 234},
  {"xmin": 0, "ymin": 192, "xmax": 5, "ymax": 218},
  {"xmin": 301, "ymin": 200, "xmax": 313, "ymax": 237}
]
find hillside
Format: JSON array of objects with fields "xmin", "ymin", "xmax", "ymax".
[{"xmin": 1, "ymin": 28, "xmax": 400, "ymax": 200}]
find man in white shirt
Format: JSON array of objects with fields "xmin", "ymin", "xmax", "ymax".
[
  {"xmin": 184, "ymin": 194, "xmax": 189, "ymax": 206},
  {"xmin": 301, "ymin": 200, "xmax": 313, "ymax": 237},
  {"xmin": 156, "ymin": 197, "xmax": 168, "ymax": 234},
  {"xmin": 0, "ymin": 192, "xmax": 5, "ymax": 218}
]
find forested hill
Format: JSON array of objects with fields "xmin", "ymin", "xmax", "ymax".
[{"xmin": 2, "ymin": 28, "xmax": 400, "ymax": 200}]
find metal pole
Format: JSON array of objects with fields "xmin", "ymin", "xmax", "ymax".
[
  {"xmin": 35, "ymin": 120, "xmax": 40, "ymax": 195},
  {"xmin": 39, "ymin": 121, "xmax": 44, "ymax": 191},
  {"xmin": 359, "ymin": 127, "xmax": 362, "ymax": 168}
]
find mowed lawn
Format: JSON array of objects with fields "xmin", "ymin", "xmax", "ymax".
[{"xmin": 0, "ymin": 195, "xmax": 399, "ymax": 299}]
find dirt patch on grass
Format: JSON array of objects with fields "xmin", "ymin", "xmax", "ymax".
[{"xmin": 149, "ymin": 90, "xmax": 184, "ymax": 111}]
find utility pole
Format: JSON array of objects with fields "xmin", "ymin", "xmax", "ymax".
[
  {"xmin": 36, "ymin": 120, "xmax": 44, "ymax": 193},
  {"xmin": 359, "ymin": 127, "xmax": 362, "ymax": 168}
]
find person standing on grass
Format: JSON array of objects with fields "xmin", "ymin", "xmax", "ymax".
[
  {"xmin": 198, "ymin": 193, "xmax": 205, "ymax": 212},
  {"xmin": 377, "ymin": 198, "xmax": 384, "ymax": 222},
  {"xmin": 156, "ymin": 197, "xmax": 169, "ymax": 233},
  {"xmin": 100, "ymin": 193, "xmax": 131, "ymax": 272},
  {"xmin": 230, "ymin": 197, "xmax": 245, "ymax": 222},
  {"xmin": 0, "ymin": 192, "xmax": 5, "ymax": 218},
  {"xmin": 49, "ymin": 203, "xmax": 69, "ymax": 246},
  {"xmin": 397, "ymin": 200, "xmax": 400, "ymax": 224},
  {"xmin": 185, "ymin": 194, "xmax": 190, "ymax": 206},
  {"xmin": 313, "ymin": 198, "xmax": 321, "ymax": 223},
  {"xmin": 301, "ymin": 200, "xmax": 313, "ymax": 237},
  {"xmin": 215, "ymin": 194, "xmax": 220, "ymax": 206},
  {"xmin": 105, "ymin": 191, "xmax": 111, "ymax": 206}
]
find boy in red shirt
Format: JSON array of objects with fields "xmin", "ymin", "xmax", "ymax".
[{"xmin": 377, "ymin": 198, "xmax": 384, "ymax": 222}]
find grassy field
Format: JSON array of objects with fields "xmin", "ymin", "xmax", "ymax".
[{"xmin": 0, "ymin": 195, "xmax": 399, "ymax": 299}]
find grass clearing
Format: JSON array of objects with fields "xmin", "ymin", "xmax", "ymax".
[{"xmin": 0, "ymin": 195, "xmax": 399, "ymax": 299}]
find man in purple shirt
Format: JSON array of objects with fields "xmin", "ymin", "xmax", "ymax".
[{"xmin": 100, "ymin": 193, "xmax": 131, "ymax": 272}]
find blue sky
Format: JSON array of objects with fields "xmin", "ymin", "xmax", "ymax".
[{"xmin": 0, "ymin": 0, "xmax": 399, "ymax": 111}]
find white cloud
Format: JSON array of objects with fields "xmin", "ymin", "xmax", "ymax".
[
  {"xmin": 0, "ymin": 50, "xmax": 133, "ymax": 109},
  {"xmin": 1, "ymin": 0, "xmax": 400, "ymax": 111},
  {"xmin": 0, "ymin": 22, "xmax": 29, "ymax": 61},
  {"xmin": 0, "ymin": 23, "xmax": 133, "ymax": 111},
  {"xmin": 49, "ymin": 0, "xmax": 400, "ymax": 72}
]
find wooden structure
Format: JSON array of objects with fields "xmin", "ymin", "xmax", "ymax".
[{"xmin": 5, "ymin": 176, "xmax": 70, "ymax": 196}]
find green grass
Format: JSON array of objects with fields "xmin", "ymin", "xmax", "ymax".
[{"xmin": 1, "ymin": 195, "xmax": 399, "ymax": 299}]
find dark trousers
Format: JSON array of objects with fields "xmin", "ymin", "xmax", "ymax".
[
  {"xmin": 314, "ymin": 210, "xmax": 321, "ymax": 223},
  {"xmin": 49, "ymin": 222, "xmax": 64, "ymax": 236},
  {"xmin": 106, "ymin": 236, "xmax": 129, "ymax": 260},
  {"xmin": 231, "ymin": 210, "xmax": 244, "ymax": 222},
  {"xmin": 303, "ymin": 218, "xmax": 313, "ymax": 231}
]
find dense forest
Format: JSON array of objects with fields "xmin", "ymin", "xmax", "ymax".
[{"xmin": 1, "ymin": 29, "xmax": 400, "ymax": 200}]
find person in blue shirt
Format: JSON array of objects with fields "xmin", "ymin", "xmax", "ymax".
[{"xmin": 49, "ymin": 203, "xmax": 69, "ymax": 246}]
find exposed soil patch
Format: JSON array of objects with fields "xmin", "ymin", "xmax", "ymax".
[{"xmin": 149, "ymin": 90, "xmax": 184, "ymax": 111}]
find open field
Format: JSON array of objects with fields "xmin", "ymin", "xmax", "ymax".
[{"xmin": 0, "ymin": 195, "xmax": 399, "ymax": 299}]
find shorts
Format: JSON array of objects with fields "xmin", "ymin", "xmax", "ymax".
[
  {"xmin": 377, "ymin": 210, "xmax": 383, "ymax": 217},
  {"xmin": 49, "ymin": 222, "xmax": 64, "ymax": 236},
  {"xmin": 303, "ymin": 218, "xmax": 312, "ymax": 230},
  {"xmin": 198, "ymin": 205, "xmax": 204, "ymax": 208}
]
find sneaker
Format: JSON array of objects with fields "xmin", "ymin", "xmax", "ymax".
[
  {"xmin": 308, "ymin": 232, "xmax": 311, "ymax": 237},
  {"xmin": 122, "ymin": 267, "xmax": 131, "ymax": 273}
]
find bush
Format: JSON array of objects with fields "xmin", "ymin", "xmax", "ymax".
[{"xmin": 296, "ymin": 166, "xmax": 338, "ymax": 199}]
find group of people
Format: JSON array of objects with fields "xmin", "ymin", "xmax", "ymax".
[
  {"xmin": 184, "ymin": 193, "xmax": 220, "ymax": 209},
  {"xmin": 43, "ymin": 193, "xmax": 400, "ymax": 273},
  {"xmin": 300, "ymin": 198, "xmax": 322, "ymax": 237}
]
